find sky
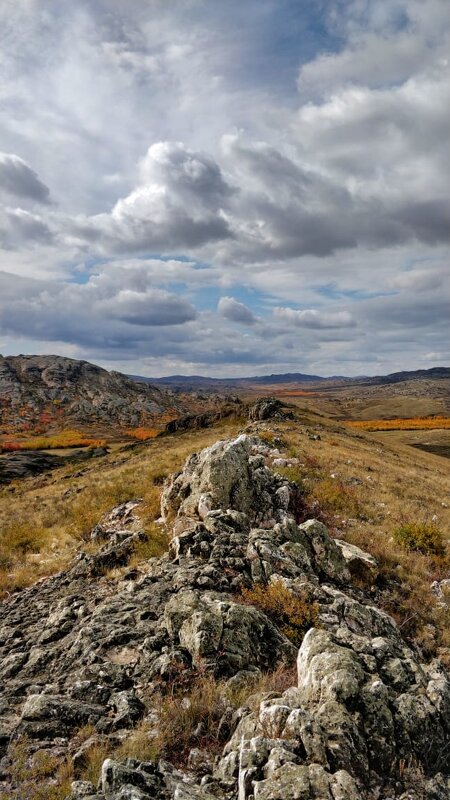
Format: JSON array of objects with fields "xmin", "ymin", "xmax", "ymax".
[{"xmin": 0, "ymin": 0, "xmax": 449, "ymax": 378}]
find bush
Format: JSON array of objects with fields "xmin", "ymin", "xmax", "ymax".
[
  {"xmin": 241, "ymin": 579, "xmax": 318, "ymax": 647},
  {"xmin": 310, "ymin": 477, "xmax": 360, "ymax": 517},
  {"xmin": 393, "ymin": 522, "xmax": 445, "ymax": 557}
]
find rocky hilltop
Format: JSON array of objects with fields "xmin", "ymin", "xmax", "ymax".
[
  {"xmin": 1, "ymin": 429, "xmax": 449, "ymax": 799},
  {"xmin": 0, "ymin": 355, "xmax": 224, "ymax": 433}
]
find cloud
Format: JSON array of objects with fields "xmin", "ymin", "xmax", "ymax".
[
  {"xmin": 274, "ymin": 307, "xmax": 356, "ymax": 329},
  {"xmin": 0, "ymin": 1, "xmax": 448, "ymax": 376},
  {"xmin": 0, "ymin": 206, "xmax": 53, "ymax": 249},
  {"xmin": 217, "ymin": 296, "xmax": 257, "ymax": 325},
  {"xmin": 71, "ymin": 142, "xmax": 233, "ymax": 254},
  {"xmin": 0, "ymin": 153, "xmax": 51, "ymax": 204},
  {"xmin": 98, "ymin": 288, "xmax": 197, "ymax": 326}
]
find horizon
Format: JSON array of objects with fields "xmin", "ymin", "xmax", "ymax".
[
  {"xmin": 1, "ymin": 351, "xmax": 448, "ymax": 382},
  {"xmin": 0, "ymin": 1, "xmax": 449, "ymax": 377}
]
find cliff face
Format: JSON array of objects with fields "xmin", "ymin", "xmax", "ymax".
[{"xmin": 0, "ymin": 433, "xmax": 449, "ymax": 799}]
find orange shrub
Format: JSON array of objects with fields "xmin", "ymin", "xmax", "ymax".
[{"xmin": 127, "ymin": 427, "xmax": 160, "ymax": 441}]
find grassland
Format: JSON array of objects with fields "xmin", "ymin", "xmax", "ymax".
[
  {"xmin": 0, "ymin": 429, "xmax": 107, "ymax": 452},
  {"xmin": 1, "ymin": 397, "xmax": 450, "ymax": 659}
]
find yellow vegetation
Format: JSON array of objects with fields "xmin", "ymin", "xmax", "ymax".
[
  {"xmin": 118, "ymin": 665, "xmax": 297, "ymax": 768},
  {"xmin": 241, "ymin": 579, "xmax": 318, "ymax": 647},
  {"xmin": 345, "ymin": 416, "xmax": 450, "ymax": 431},
  {"xmin": 126, "ymin": 427, "xmax": 160, "ymax": 440},
  {"xmin": 1, "ymin": 429, "xmax": 106, "ymax": 451}
]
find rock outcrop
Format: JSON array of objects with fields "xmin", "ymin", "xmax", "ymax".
[
  {"xmin": 0, "ymin": 434, "xmax": 449, "ymax": 799},
  {"xmin": 248, "ymin": 398, "xmax": 295, "ymax": 422}
]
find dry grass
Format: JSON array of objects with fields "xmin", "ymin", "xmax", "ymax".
[
  {"xmin": 0, "ymin": 737, "xmax": 73, "ymax": 800},
  {"xmin": 1, "ymin": 429, "xmax": 106, "ymax": 451},
  {"xmin": 118, "ymin": 664, "xmax": 297, "ymax": 768},
  {"xmin": 0, "ymin": 418, "xmax": 242, "ymax": 598},
  {"xmin": 276, "ymin": 404, "xmax": 450, "ymax": 654},
  {"xmin": 241, "ymin": 580, "xmax": 319, "ymax": 647}
]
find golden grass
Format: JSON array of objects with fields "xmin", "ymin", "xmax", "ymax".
[
  {"xmin": 118, "ymin": 664, "xmax": 297, "ymax": 767},
  {"xmin": 0, "ymin": 737, "xmax": 73, "ymax": 800},
  {"xmin": 1, "ymin": 429, "xmax": 106, "ymax": 451},
  {"xmin": 277, "ymin": 404, "xmax": 450, "ymax": 654},
  {"xmin": 0, "ymin": 419, "xmax": 242, "ymax": 598},
  {"xmin": 241, "ymin": 580, "xmax": 318, "ymax": 647},
  {"xmin": 346, "ymin": 416, "xmax": 450, "ymax": 431}
]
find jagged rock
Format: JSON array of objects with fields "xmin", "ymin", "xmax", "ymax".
[
  {"xmin": 164, "ymin": 589, "xmax": 296, "ymax": 675},
  {"xmin": 248, "ymin": 398, "xmax": 294, "ymax": 422},
  {"xmin": 161, "ymin": 435, "xmax": 295, "ymax": 527},
  {"xmin": 0, "ymin": 450, "xmax": 63, "ymax": 483},
  {"xmin": 68, "ymin": 781, "xmax": 100, "ymax": 799}
]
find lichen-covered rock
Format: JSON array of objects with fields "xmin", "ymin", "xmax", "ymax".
[
  {"xmin": 248, "ymin": 398, "xmax": 294, "ymax": 422},
  {"xmin": 334, "ymin": 539, "xmax": 379, "ymax": 583},
  {"xmin": 161, "ymin": 434, "xmax": 295, "ymax": 527},
  {"xmin": 164, "ymin": 590, "xmax": 296, "ymax": 674}
]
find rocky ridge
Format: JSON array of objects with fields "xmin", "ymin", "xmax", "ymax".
[{"xmin": 0, "ymin": 431, "xmax": 449, "ymax": 798}]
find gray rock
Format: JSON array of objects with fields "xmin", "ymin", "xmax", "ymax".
[{"xmin": 334, "ymin": 539, "xmax": 379, "ymax": 583}]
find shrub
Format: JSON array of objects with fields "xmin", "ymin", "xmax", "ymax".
[
  {"xmin": 241, "ymin": 579, "xmax": 318, "ymax": 647},
  {"xmin": 310, "ymin": 477, "xmax": 360, "ymax": 517},
  {"xmin": 393, "ymin": 522, "xmax": 445, "ymax": 557},
  {"xmin": 127, "ymin": 427, "xmax": 160, "ymax": 441}
]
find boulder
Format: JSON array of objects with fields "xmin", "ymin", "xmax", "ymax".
[{"xmin": 334, "ymin": 539, "xmax": 379, "ymax": 583}]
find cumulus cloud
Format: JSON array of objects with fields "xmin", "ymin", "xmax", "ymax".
[
  {"xmin": 0, "ymin": 206, "xmax": 53, "ymax": 249},
  {"xmin": 72, "ymin": 142, "xmax": 233, "ymax": 254},
  {"xmin": 274, "ymin": 307, "xmax": 356, "ymax": 329},
  {"xmin": 0, "ymin": 153, "xmax": 51, "ymax": 204},
  {"xmin": 98, "ymin": 288, "xmax": 197, "ymax": 326},
  {"xmin": 217, "ymin": 296, "xmax": 257, "ymax": 325}
]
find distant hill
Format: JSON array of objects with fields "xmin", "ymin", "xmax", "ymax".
[
  {"xmin": 129, "ymin": 367, "xmax": 450, "ymax": 392},
  {"xmin": 0, "ymin": 355, "xmax": 221, "ymax": 434}
]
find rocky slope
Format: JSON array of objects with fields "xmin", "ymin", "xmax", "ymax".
[
  {"xmin": 0, "ymin": 431, "xmax": 449, "ymax": 798},
  {"xmin": 0, "ymin": 355, "xmax": 225, "ymax": 434}
]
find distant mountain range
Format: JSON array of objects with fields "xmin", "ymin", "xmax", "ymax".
[{"xmin": 130, "ymin": 366, "xmax": 450, "ymax": 391}]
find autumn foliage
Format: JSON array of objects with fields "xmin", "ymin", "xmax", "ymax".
[
  {"xmin": 1, "ymin": 430, "xmax": 106, "ymax": 452},
  {"xmin": 346, "ymin": 416, "xmax": 450, "ymax": 431},
  {"xmin": 127, "ymin": 427, "xmax": 160, "ymax": 441}
]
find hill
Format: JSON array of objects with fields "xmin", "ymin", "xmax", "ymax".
[{"xmin": 0, "ymin": 355, "xmax": 226, "ymax": 441}]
